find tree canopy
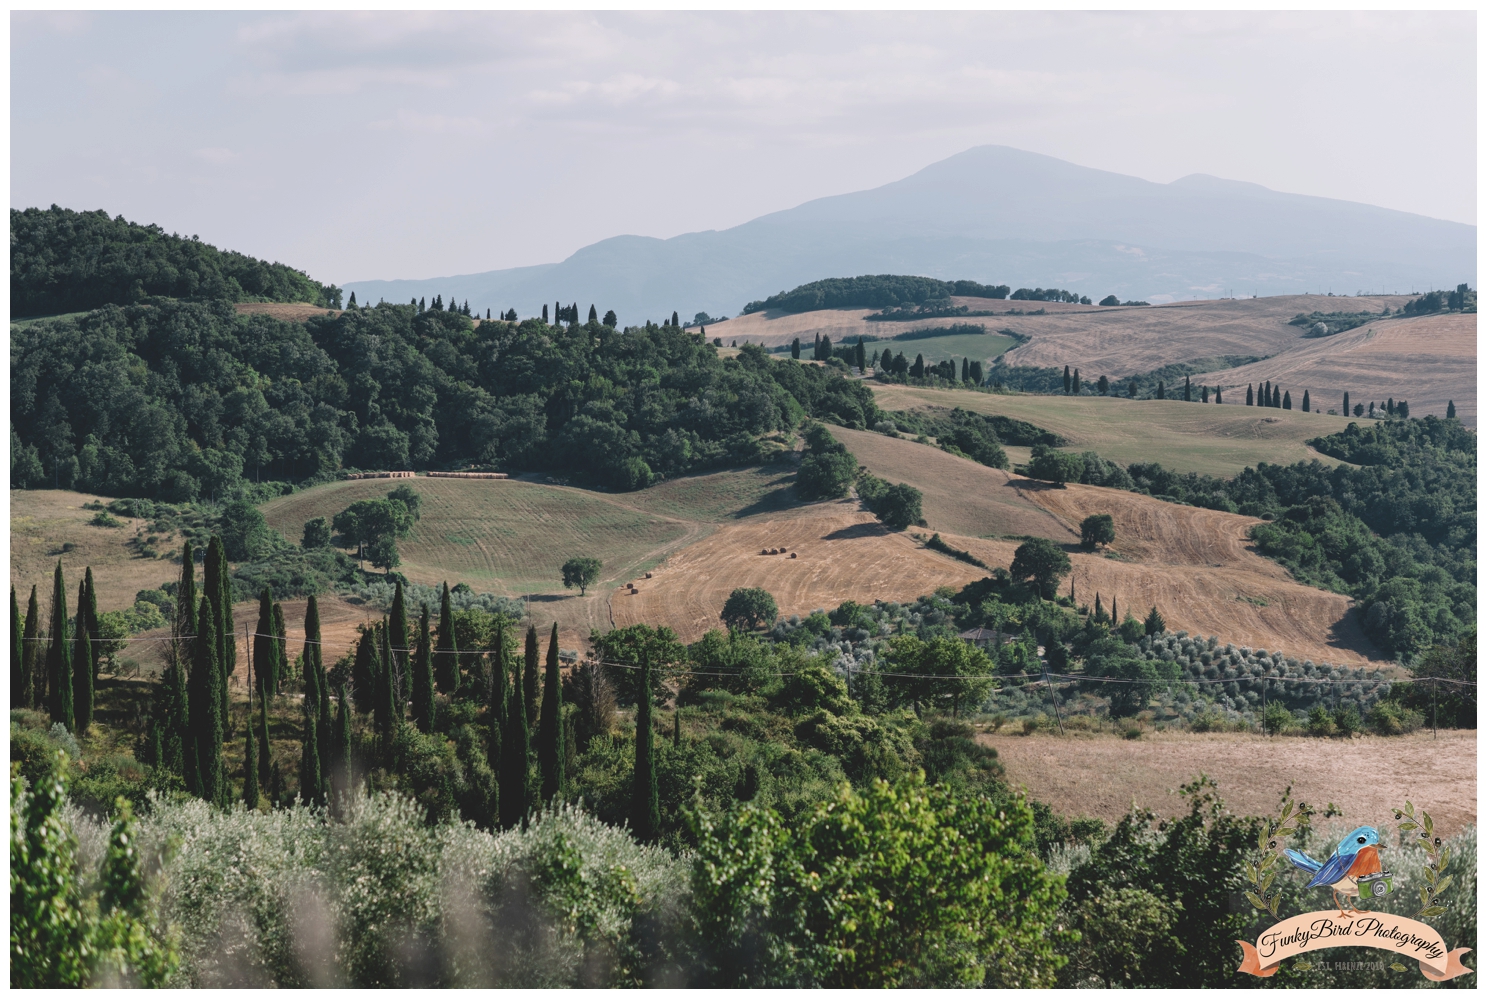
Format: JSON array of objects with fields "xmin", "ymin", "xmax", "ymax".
[{"xmin": 743, "ymin": 275, "xmax": 1011, "ymax": 315}]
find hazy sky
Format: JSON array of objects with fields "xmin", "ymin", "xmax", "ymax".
[{"xmin": 11, "ymin": 11, "xmax": 1476, "ymax": 286}]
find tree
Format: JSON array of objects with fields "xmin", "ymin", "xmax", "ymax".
[
  {"xmin": 588, "ymin": 304, "xmax": 598, "ymax": 323},
  {"xmin": 1079, "ymin": 513, "xmax": 1116, "ymax": 550},
  {"xmin": 22, "ymin": 585, "xmax": 40, "ymax": 710},
  {"xmin": 858, "ymin": 340, "xmax": 869, "ymax": 371},
  {"xmin": 672, "ymin": 311, "xmax": 680, "ymax": 327},
  {"xmin": 1214, "ymin": 386, "xmax": 1222, "ymax": 404},
  {"xmin": 11, "ymin": 586, "xmax": 22, "ymax": 707},
  {"xmin": 561, "ymin": 557, "xmax": 602, "ymax": 596},
  {"xmin": 498, "ymin": 629, "xmax": 530, "ymax": 829},
  {"xmin": 411, "ymin": 607, "xmax": 435, "ymax": 732},
  {"xmin": 1098, "ymin": 375, "xmax": 1110, "ymax": 396},
  {"xmin": 1063, "ymin": 365, "xmax": 1071, "ymax": 394},
  {"xmin": 1009, "ymin": 538, "xmax": 1071, "ymax": 598},
  {"xmin": 1397, "ymin": 400, "xmax": 1409, "ymax": 418},
  {"xmin": 243, "ymin": 688, "xmax": 260, "ymax": 808},
  {"xmin": 271, "ymin": 602, "xmax": 288, "ymax": 686},
  {"xmin": 969, "ymin": 360, "xmax": 983, "ymax": 385},
  {"xmin": 71, "ymin": 581, "xmax": 93, "ymax": 736},
  {"xmin": 791, "ymin": 337, "xmax": 800, "ymax": 360},
  {"xmin": 523, "ymin": 625, "xmax": 541, "ymax": 727},
  {"xmin": 257, "ymin": 689, "xmax": 272, "ymax": 790},
  {"xmin": 1072, "ymin": 369, "xmax": 1081, "ymax": 394},
  {"xmin": 1301, "ymin": 389, "xmax": 1310, "ymax": 412},
  {"xmin": 603, "ymin": 309, "xmax": 617, "ymax": 327},
  {"xmin": 1447, "ymin": 399, "xmax": 1456, "ymax": 419},
  {"xmin": 80, "ymin": 568, "xmax": 99, "ymax": 682},
  {"xmin": 253, "ymin": 587, "xmax": 279, "ymax": 698},
  {"xmin": 1200, "ymin": 385, "xmax": 1208, "ymax": 403},
  {"xmin": 1354, "ymin": 403, "xmax": 1365, "ymax": 417},
  {"xmin": 631, "ymin": 652, "xmax": 660, "ymax": 841},
  {"xmin": 1246, "ymin": 385, "xmax": 1253, "ymax": 406},
  {"xmin": 1282, "ymin": 390, "xmax": 1291, "ymax": 410},
  {"xmin": 858, "ymin": 476, "xmax": 923, "ymax": 530},
  {"xmin": 46, "ymin": 562, "xmax": 72, "ymax": 731},
  {"xmin": 538, "ymin": 622, "xmax": 565, "ymax": 801},
  {"xmin": 387, "ymin": 484, "xmax": 422, "ymax": 522},
  {"xmin": 203, "ymin": 536, "xmax": 234, "ymax": 732},
  {"xmin": 1343, "ymin": 391, "xmax": 1350, "ymax": 417},
  {"xmin": 1025, "ymin": 444, "xmax": 1083, "ymax": 486},
  {"xmin": 433, "ymin": 582, "xmax": 460, "ymax": 694},
  {"xmin": 389, "ymin": 579, "xmax": 409, "ymax": 698},
  {"xmin": 1183, "ymin": 376, "xmax": 1191, "ymax": 402},
  {"xmin": 721, "ymin": 587, "xmax": 779, "ymax": 632},
  {"xmin": 301, "ymin": 517, "xmax": 331, "ymax": 549},
  {"xmin": 1144, "ymin": 605, "xmax": 1166, "ymax": 636},
  {"xmin": 188, "ymin": 596, "xmax": 223, "ymax": 804},
  {"xmin": 910, "ymin": 353, "xmax": 925, "ymax": 378},
  {"xmin": 1156, "ymin": 381, "xmax": 1166, "ymax": 400},
  {"xmin": 220, "ymin": 500, "xmax": 270, "ymax": 561}
]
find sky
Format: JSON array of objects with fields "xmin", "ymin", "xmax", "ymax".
[{"xmin": 11, "ymin": 11, "xmax": 1476, "ymax": 287}]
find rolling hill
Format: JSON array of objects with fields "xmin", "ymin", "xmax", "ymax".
[{"xmin": 342, "ymin": 145, "xmax": 1475, "ymax": 323}]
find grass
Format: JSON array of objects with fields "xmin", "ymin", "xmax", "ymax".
[
  {"xmin": 260, "ymin": 478, "xmax": 692, "ymax": 595},
  {"xmin": 870, "ymin": 385, "xmax": 1358, "ymax": 478}
]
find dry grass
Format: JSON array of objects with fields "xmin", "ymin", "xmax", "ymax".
[
  {"xmin": 822, "ymin": 432, "xmax": 1385, "ymax": 666},
  {"xmin": 829, "ymin": 427, "xmax": 1075, "ymax": 540},
  {"xmin": 1214, "ymin": 313, "xmax": 1475, "ymax": 425},
  {"xmin": 234, "ymin": 302, "xmax": 341, "ymax": 322},
  {"xmin": 10, "ymin": 490, "xmax": 179, "ymax": 612},
  {"xmin": 611, "ymin": 501, "xmax": 988, "ymax": 642},
  {"xmin": 980, "ymin": 728, "xmax": 1476, "ymax": 836},
  {"xmin": 871, "ymin": 385, "xmax": 1357, "ymax": 478}
]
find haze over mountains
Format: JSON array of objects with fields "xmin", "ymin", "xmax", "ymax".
[{"xmin": 344, "ymin": 145, "xmax": 1476, "ymax": 323}]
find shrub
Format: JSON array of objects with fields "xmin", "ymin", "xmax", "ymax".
[
  {"xmin": 1306, "ymin": 705, "xmax": 1337, "ymax": 737},
  {"xmin": 1367, "ymin": 699, "xmax": 1423, "ymax": 736},
  {"xmin": 1335, "ymin": 705, "xmax": 1363, "ymax": 736}
]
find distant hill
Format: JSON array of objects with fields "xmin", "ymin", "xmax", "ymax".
[
  {"xmin": 342, "ymin": 145, "xmax": 1476, "ymax": 323},
  {"xmin": 10, "ymin": 205, "xmax": 342, "ymax": 316}
]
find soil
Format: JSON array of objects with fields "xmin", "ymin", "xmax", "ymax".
[{"xmin": 980, "ymin": 728, "xmax": 1477, "ymax": 836}]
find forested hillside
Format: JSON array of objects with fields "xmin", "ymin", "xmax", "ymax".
[
  {"xmin": 743, "ymin": 275, "xmax": 1011, "ymax": 314},
  {"xmin": 10, "ymin": 300, "xmax": 877, "ymax": 500},
  {"xmin": 11, "ymin": 206, "xmax": 342, "ymax": 316}
]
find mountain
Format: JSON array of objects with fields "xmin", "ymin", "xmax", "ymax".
[{"xmin": 343, "ymin": 145, "xmax": 1475, "ymax": 324}]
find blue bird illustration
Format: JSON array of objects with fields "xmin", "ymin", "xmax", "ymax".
[{"xmin": 1285, "ymin": 826, "xmax": 1385, "ymax": 916}]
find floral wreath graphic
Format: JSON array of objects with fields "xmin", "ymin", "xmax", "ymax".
[{"xmin": 1236, "ymin": 795, "xmax": 1473, "ymax": 981}]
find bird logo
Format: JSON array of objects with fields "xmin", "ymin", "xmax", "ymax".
[{"xmin": 1284, "ymin": 826, "xmax": 1390, "ymax": 917}]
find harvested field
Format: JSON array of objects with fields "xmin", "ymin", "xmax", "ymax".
[
  {"xmin": 981, "ymin": 729, "xmax": 1476, "ymax": 837},
  {"xmin": 234, "ymin": 302, "xmax": 341, "ymax": 322},
  {"xmin": 825, "ymin": 431, "xmax": 1385, "ymax": 665},
  {"xmin": 611, "ymin": 502, "xmax": 986, "ymax": 642},
  {"xmin": 1214, "ymin": 313, "xmax": 1475, "ymax": 426},
  {"xmin": 829, "ymin": 427, "xmax": 1075, "ymax": 540},
  {"xmin": 871, "ymin": 385, "xmax": 1356, "ymax": 477},
  {"xmin": 10, "ymin": 490, "xmax": 179, "ymax": 612}
]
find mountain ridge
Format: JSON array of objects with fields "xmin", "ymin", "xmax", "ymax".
[{"xmin": 343, "ymin": 145, "xmax": 1474, "ymax": 322}]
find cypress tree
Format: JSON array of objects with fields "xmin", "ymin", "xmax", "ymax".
[
  {"xmin": 375, "ymin": 621, "xmax": 395, "ymax": 742},
  {"xmin": 671, "ymin": 310, "xmax": 679, "ymax": 327},
  {"xmin": 1072, "ymin": 369, "xmax": 1081, "ymax": 394},
  {"xmin": 1156, "ymin": 381, "xmax": 1165, "ymax": 400},
  {"xmin": 588, "ymin": 304, "xmax": 598, "ymax": 323},
  {"xmin": 523, "ymin": 625, "xmax": 541, "ymax": 726},
  {"xmin": 204, "ymin": 536, "xmax": 235, "ymax": 730},
  {"xmin": 1200, "ymin": 385, "xmax": 1209, "ymax": 403},
  {"xmin": 791, "ymin": 337, "xmax": 800, "ymax": 360},
  {"xmin": 487, "ymin": 624, "xmax": 505, "ymax": 802},
  {"xmin": 1282, "ymin": 390, "xmax": 1291, "ymax": 410},
  {"xmin": 253, "ymin": 587, "xmax": 279, "ymax": 700},
  {"xmin": 301, "ymin": 595, "xmax": 325, "ymax": 802},
  {"xmin": 22, "ymin": 585, "xmax": 39, "ymax": 710},
  {"xmin": 71, "ymin": 581, "xmax": 93, "ymax": 736},
  {"xmin": 1110, "ymin": 595, "xmax": 1117, "ymax": 627},
  {"xmin": 82, "ymin": 567, "xmax": 99, "ymax": 682},
  {"xmin": 411, "ymin": 606, "xmax": 435, "ymax": 732},
  {"xmin": 351, "ymin": 625, "xmax": 378, "ymax": 714},
  {"xmin": 389, "ymin": 580, "xmax": 409, "ymax": 698},
  {"xmin": 498, "ymin": 627, "xmax": 530, "ymax": 829},
  {"xmin": 538, "ymin": 622, "xmax": 565, "ymax": 801},
  {"xmin": 969, "ymin": 360, "xmax": 983, "ymax": 385},
  {"xmin": 11, "ymin": 586, "xmax": 22, "ymax": 707},
  {"xmin": 434, "ymin": 582, "xmax": 460, "ymax": 694},
  {"xmin": 1183, "ymin": 375, "xmax": 1191, "ymax": 402},
  {"xmin": 1215, "ymin": 386, "xmax": 1223, "ymax": 404},
  {"xmin": 1447, "ymin": 400, "xmax": 1456, "ymax": 419},
  {"xmin": 332, "ymin": 682, "xmax": 352, "ymax": 804},
  {"xmin": 1387, "ymin": 398, "xmax": 1394, "ymax": 416},
  {"xmin": 1063, "ymin": 365, "xmax": 1071, "ymax": 394},
  {"xmin": 243, "ymin": 690, "xmax": 259, "ymax": 808},
  {"xmin": 257, "ymin": 688, "xmax": 272, "ymax": 789},
  {"xmin": 542, "ymin": 303, "xmax": 548, "ymax": 322},
  {"xmin": 271, "ymin": 602, "xmax": 288, "ymax": 690},
  {"xmin": 317, "ymin": 630, "xmax": 335, "ymax": 781},
  {"xmin": 1301, "ymin": 389, "xmax": 1310, "ymax": 413},
  {"xmin": 299, "ymin": 687, "xmax": 321, "ymax": 806},
  {"xmin": 190, "ymin": 596, "xmax": 223, "ymax": 804},
  {"xmin": 1343, "ymin": 391, "xmax": 1350, "ymax": 417},
  {"xmin": 960, "ymin": 356, "xmax": 969, "ymax": 382},
  {"xmin": 631, "ymin": 652, "xmax": 660, "ymax": 841},
  {"xmin": 1093, "ymin": 593, "xmax": 1105, "ymax": 623},
  {"xmin": 46, "ymin": 562, "xmax": 72, "ymax": 731},
  {"xmin": 1246, "ymin": 384, "xmax": 1253, "ymax": 406}
]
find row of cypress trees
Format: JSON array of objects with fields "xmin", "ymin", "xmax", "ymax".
[{"xmin": 11, "ymin": 564, "xmax": 101, "ymax": 736}]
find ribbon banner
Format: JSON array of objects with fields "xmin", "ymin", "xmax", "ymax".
[{"xmin": 1237, "ymin": 911, "xmax": 1473, "ymax": 981}]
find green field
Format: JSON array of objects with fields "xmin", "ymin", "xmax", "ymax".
[
  {"xmin": 260, "ymin": 477, "xmax": 694, "ymax": 595},
  {"xmin": 613, "ymin": 463, "xmax": 802, "ymax": 522},
  {"xmin": 871, "ymin": 384, "xmax": 1358, "ymax": 477}
]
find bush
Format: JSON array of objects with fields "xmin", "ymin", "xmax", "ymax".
[
  {"xmin": 1335, "ymin": 705, "xmax": 1363, "ymax": 736},
  {"xmin": 1366, "ymin": 699, "xmax": 1423, "ymax": 735},
  {"xmin": 1306, "ymin": 704, "xmax": 1337, "ymax": 737},
  {"xmin": 856, "ymin": 473, "xmax": 922, "ymax": 530}
]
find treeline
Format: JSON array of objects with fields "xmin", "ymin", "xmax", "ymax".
[
  {"xmin": 11, "ymin": 301, "xmax": 880, "ymax": 499},
  {"xmin": 1007, "ymin": 417, "xmax": 1474, "ymax": 658},
  {"xmin": 742, "ymin": 275, "xmax": 1011, "ymax": 314},
  {"xmin": 11, "ymin": 206, "xmax": 342, "ymax": 316},
  {"xmin": 1402, "ymin": 283, "xmax": 1475, "ymax": 316},
  {"xmin": 1010, "ymin": 287, "xmax": 1090, "ymax": 304}
]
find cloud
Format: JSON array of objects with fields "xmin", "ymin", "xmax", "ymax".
[{"xmin": 194, "ymin": 147, "xmax": 238, "ymax": 165}]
